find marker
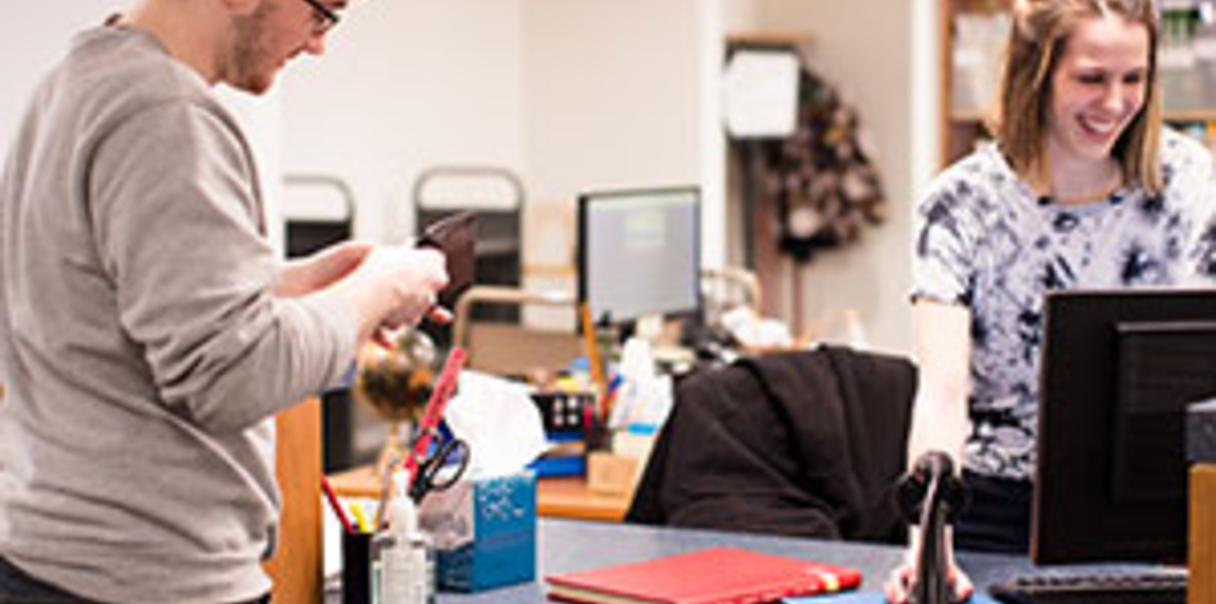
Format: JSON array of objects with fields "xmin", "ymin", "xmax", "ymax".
[
  {"xmin": 321, "ymin": 475, "xmax": 355, "ymax": 534},
  {"xmin": 579, "ymin": 303, "xmax": 609, "ymax": 417},
  {"xmin": 425, "ymin": 305, "xmax": 453, "ymax": 325},
  {"xmin": 349, "ymin": 501, "xmax": 372, "ymax": 533}
]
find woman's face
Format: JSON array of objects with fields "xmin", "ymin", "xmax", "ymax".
[{"xmin": 1046, "ymin": 13, "xmax": 1150, "ymax": 165}]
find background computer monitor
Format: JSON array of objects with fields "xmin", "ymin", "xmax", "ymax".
[
  {"xmin": 1035, "ymin": 289, "xmax": 1216, "ymax": 565},
  {"xmin": 577, "ymin": 187, "xmax": 701, "ymax": 328}
]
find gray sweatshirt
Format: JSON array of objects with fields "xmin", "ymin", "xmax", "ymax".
[{"xmin": 0, "ymin": 25, "xmax": 356, "ymax": 604}]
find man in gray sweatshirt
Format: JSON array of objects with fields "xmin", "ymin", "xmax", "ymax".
[{"xmin": 0, "ymin": 1, "xmax": 449, "ymax": 602}]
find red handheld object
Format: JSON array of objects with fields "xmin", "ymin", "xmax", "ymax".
[
  {"xmin": 321, "ymin": 474, "xmax": 355, "ymax": 534},
  {"xmin": 404, "ymin": 346, "xmax": 468, "ymax": 489}
]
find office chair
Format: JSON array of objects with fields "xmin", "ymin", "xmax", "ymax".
[
  {"xmin": 627, "ymin": 345, "xmax": 917, "ymax": 544},
  {"xmin": 452, "ymin": 285, "xmax": 584, "ymax": 378}
]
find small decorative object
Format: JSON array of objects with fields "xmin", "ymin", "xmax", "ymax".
[{"xmin": 354, "ymin": 328, "xmax": 440, "ymax": 476}]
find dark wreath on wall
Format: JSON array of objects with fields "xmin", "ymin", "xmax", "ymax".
[{"xmin": 742, "ymin": 64, "xmax": 888, "ymax": 264}]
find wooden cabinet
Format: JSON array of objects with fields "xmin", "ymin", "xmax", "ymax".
[
  {"xmin": 939, "ymin": 0, "xmax": 1216, "ymax": 168},
  {"xmin": 265, "ymin": 398, "xmax": 324, "ymax": 604},
  {"xmin": 1192, "ymin": 464, "xmax": 1216, "ymax": 604}
]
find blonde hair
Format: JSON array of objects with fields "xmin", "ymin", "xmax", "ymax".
[{"xmin": 994, "ymin": 0, "xmax": 1162, "ymax": 193}]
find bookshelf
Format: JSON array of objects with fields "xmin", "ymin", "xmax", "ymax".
[{"xmin": 939, "ymin": 0, "xmax": 1216, "ymax": 167}]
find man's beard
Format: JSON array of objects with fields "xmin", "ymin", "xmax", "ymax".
[{"xmin": 226, "ymin": 4, "xmax": 277, "ymax": 94}]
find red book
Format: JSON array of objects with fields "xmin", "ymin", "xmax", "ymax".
[{"xmin": 546, "ymin": 547, "xmax": 862, "ymax": 604}]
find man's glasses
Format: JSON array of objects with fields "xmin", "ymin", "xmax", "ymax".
[{"xmin": 298, "ymin": 0, "xmax": 340, "ymax": 35}]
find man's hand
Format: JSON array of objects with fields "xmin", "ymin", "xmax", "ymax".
[
  {"xmin": 336, "ymin": 245, "xmax": 449, "ymax": 345},
  {"xmin": 272, "ymin": 241, "xmax": 373, "ymax": 298}
]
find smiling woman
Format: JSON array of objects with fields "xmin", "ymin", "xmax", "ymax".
[
  {"xmin": 1043, "ymin": 14, "xmax": 1149, "ymax": 203},
  {"xmin": 888, "ymin": 1, "xmax": 1216, "ymax": 603},
  {"xmin": 999, "ymin": 0, "xmax": 1164, "ymax": 203}
]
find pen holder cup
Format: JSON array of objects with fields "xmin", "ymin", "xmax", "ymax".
[{"xmin": 341, "ymin": 531, "xmax": 373, "ymax": 604}]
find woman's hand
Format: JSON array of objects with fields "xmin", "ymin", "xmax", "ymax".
[{"xmin": 883, "ymin": 539, "xmax": 973, "ymax": 604}]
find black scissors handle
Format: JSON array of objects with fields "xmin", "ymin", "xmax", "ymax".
[{"xmin": 408, "ymin": 436, "xmax": 470, "ymax": 504}]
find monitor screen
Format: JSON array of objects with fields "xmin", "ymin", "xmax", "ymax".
[
  {"xmin": 1035, "ymin": 289, "xmax": 1216, "ymax": 565},
  {"xmin": 577, "ymin": 187, "xmax": 701, "ymax": 326}
]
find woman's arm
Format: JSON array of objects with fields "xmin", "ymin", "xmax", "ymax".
[
  {"xmin": 886, "ymin": 298, "xmax": 974, "ymax": 604},
  {"xmin": 907, "ymin": 299, "xmax": 972, "ymax": 468}
]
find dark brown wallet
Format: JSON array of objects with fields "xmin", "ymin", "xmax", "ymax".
[{"xmin": 417, "ymin": 211, "xmax": 476, "ymax": 308}]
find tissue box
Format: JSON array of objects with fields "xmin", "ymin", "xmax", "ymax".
[{"xmin": 418, "ymin": 470, "xmax": 536, "ymax": 592}]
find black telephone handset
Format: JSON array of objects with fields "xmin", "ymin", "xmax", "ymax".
[
  {"xmin": 417, "ymin": 211, "xmax": 476, "ymax": 309},
  {"xmin": 899, "ymin": 451, "xmax": 970, "ymax": 604}
]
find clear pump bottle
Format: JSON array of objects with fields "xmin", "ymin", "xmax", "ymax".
[{"xmin": 375, "ymin": 470, "xmax": 434, "ymax": 604}]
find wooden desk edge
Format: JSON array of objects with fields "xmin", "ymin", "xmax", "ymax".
[
  {"xmin": 327, "ymin": 468, "xmax": 630, "ymax": 523},
  {"xmin": 535, "ymin": 477, "xmax": 630, "ymax": 523},
  {"xmin": 1191, "ymin": 463, "xmax": 1216, "ymax": 604}
]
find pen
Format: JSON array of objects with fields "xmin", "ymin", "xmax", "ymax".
[
  {"xmin": 349, "ymin": 501, "xmax": 372, "ymax": 533},
  {"xmin": 371, "ymin": 462, "xmax": 397, "ymax": 533},
  {"xmin": 321, "ymin": 475, "xmax": 355, "ymax": 534},
  {"xmin": 579, "ymin": 303, "xmax": 609, "ymax": 417},
  {"xmin": 603, "ymin": 373, "xmax": 623, "ymax": 428}
]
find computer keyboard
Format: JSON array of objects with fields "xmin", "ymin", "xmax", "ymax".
[{"xmin": 988, "ymin": 568, "xmax": 1187, "ymax": 604}]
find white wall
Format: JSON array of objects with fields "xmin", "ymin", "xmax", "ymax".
[
  {"xmin": 911, "ymin": 0, "xmax": 942, "ymax": 250},
  {"xmin": 3, "ymin": 2, "xmax": 936, "ymax": 355},
  {"xmin": 521, "ymin": 0, "xmax": 704, "ymax": 200},
  {"xmin": 0, "ymin": 5, "xmax": 119, "ymax": 151},
  {"xmin": 280, "ymin": 0, "xmax": 525, "ymax": 244},
  {"xmin": 278, "ymin": 0, "xmax": 731, "ymax": 262},
  {"xmin": 0, "ymin": 4, "xmax": 287, "ymax": 251},
  {"xmin": 516, "ymin": 0, "xmax": 721, "ymax": 315},
  {"xmin": 280, "ymin": 0, "xmax": 723, "ymax": 329},
  {"xmin": 744, "ymin": 0, "xmax": 930, "ymax": 354}
]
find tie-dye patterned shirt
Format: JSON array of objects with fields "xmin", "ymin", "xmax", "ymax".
[{"xmin": 912, "ymin": 129, "xmax": 1216, "ymax": 480}]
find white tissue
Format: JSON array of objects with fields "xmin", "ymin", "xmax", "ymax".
[
  {"xmin": 721, "ymin": 306, "xmax": 793, "ymax": 349},
  {"xmin": 607, "ymin": 338, "xmax": 674, "ymax": 430},
  {"xmin": 443, "ymin": 370, "xmax": 548, "ymax": 478}
]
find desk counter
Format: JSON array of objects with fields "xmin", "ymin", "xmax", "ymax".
[{"xmin": 354, "ymin": 518, "xmax": 1032, "ymax": 604}]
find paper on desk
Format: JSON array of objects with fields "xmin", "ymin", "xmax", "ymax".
[
  {"xmin": 444, "ymin": 369, "xmax": 548, "ymax": 478},
  {"xmin": 607, "ymin": 338, "xmax": 673, "ymax": 430}
]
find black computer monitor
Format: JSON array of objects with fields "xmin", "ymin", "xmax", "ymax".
[
  {"xmin": 1035, "ymin": 288, "xmax": 1216, "ymax": 565},
  {"xmin": 577, "ymin": 187, "xmax": 701, "ymax": 328}
]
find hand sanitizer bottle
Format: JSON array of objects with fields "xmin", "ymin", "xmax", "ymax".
[{"xmin": 377, "ymin": 470, "xmax": 434, "ymax": 604}]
